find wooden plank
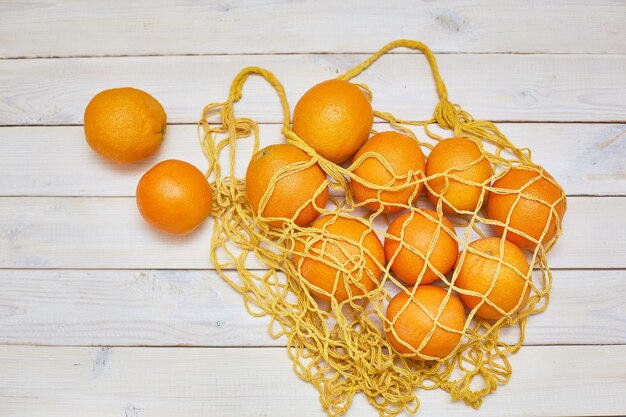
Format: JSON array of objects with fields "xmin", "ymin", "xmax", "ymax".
[
  {"xmin": 1, "ymin": 124, "xmax": 624, "ymax": 197},
  {"xmin": 0, "ymin": 269, "xmax": 274, "ymax": 347},
  {"xmin": 1, "ymin": 0, "xmax": 625, "ymax": 58},
  {"xmin": 1, "ymin": 54, "xmax": 625, "ymax": 125},
  {"xmin": 0, "ymin": 196, "xmax": 622, "ymax": 269},
  {"xmin": 0, "ymin": 269, "xmax": 624, "ymax": 347},
  {"xmin": 0, "ymin": 345, "xmax": 624, "ymax": 417}
]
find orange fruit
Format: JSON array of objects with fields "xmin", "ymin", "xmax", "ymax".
[
  {"xmin": 487, "ymin": 167, "xmax": 566, "ymax": 248},
  {"xmin": 351, "ymin": 131, "xmax": 426, "ymax": 213},
  {"xmin": 454, "ymin": 237, "xmax": 530, "ymax": 320},
  {"xmin": 426, "ymin": 137, "xmax": 493, "ymax": 213},
  {"xmin": 136, "ymin": 159, "xmax": 212, "ymax": 235},
  {"xmin": 385, "ymin": 210, "xmax": 458, "ymax": 286},
  {"xmin": 292, "ymin": 79, "xmax": 373, "ymax": 164},
  {"xmin": 293, "ymin": 215, "xmax": 385, "ymax": 303},
  {"xmin": 386, "ymin": 285, "xmax": 466, "ymax": 360},
  {"xmin": 246, "ymin": 144, "xmax": 329, "ymax": 228},
  {"xmin": 84, "ymin": 87, "xmax": 166, "ymax": 163}
]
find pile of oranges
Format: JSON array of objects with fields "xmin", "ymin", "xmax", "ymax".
[
  {"xmin": 245, "ymin": 78, "xmax": 567, "ymax": 361},
  {"xmin": 83, "ymin": 78, "xmax": 566, "ymax": 362}
]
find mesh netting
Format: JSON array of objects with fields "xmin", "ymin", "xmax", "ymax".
[{"xmin": 198, "ymin": 40, "xmax": 566, "ymax": 416}]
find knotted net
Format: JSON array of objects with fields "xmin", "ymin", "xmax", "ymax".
[{"xmin": 198, "ymin": 40, "xmax": 566, "ymax": 416}]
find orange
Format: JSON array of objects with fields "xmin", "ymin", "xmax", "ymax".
[
  {"xmin": 351, "ymin": 131, "xmax": 426, "ymax": 213},
  {"xmin": 292, "ymin": 79, "xmax": 373, "ymax": 164},
  {"xmin": 246, "ymin": 144, "xmax": 329, "ymax": 228},
  {"xmin": 487, "ymin": 167, "xmax": 566, "ymax": 248},
  {"xmin": 293, "ymin": 215, "xmax": 385, "ymax": 303},
  {"xmin": 426, "ymin": 137, "xmax": 493, "ymax": 213},
  {"xmin": 136, "ymin": 159, "xmax": 212, "ymax": 235},
  {"xmin": 84, "ymin": 87, "xmax": 166, "ymax": 163},
  {"xmin": 386, "ymin": 285, "xmax": 466, "ymax": 360},
  {"xmin": 385, "ymin": 210, "xmax": 458, "ymax": 286},
  {"xmin": 454, "ymin": 237, "xmax": 530, "ymax": 320}
]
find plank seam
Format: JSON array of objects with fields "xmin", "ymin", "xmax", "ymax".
[
  {"xmin": 3, "ymin": 51, "xmax": 626, "ymax": 61},
  {"xmin": 0, "ymin": 267, "xmax": 623, "ymax": 272},
  {"xmin": 2, "ymin": 120, "xmax": 625, "ymax": 128},
  {"xmin": 2, "ymin": 343, "xmax": 625, "ymax": 348}
]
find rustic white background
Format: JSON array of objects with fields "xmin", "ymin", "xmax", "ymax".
[{"xmin": 1, "ymin": 1, "xmax": 625, "ymax": 416}]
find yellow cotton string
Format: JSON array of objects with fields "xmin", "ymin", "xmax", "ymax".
[{"xmin": 198, "ymin": 39, "xmax": 565, "ymax": 416}]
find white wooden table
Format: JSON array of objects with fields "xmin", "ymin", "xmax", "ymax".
[{"xmin": 1, "ymin": 1, "xmax": 625, "ymax": 416}]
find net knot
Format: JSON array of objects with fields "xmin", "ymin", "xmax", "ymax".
[{"xmin": 435, "ymin": 98, "xmax": 465, "ymax": 130}]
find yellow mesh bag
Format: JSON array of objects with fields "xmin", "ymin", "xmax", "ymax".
[{"xmin": 198, "ymin": 40, "xmax": 566, "ymax": 416}]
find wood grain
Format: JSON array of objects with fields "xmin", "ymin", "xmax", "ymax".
[
  {"xmin": 0, "ymin": 344, "xmax": 624, "ymax": 417},
  {"xmin": 1, "ymin": 0, "xmax": 625, "ymax": 58},
  {"xmin": 1, "ymin": 54, "xmax": 625, "ymax": 125},
  {"xmin": 0, "ymin": 196, "xmax": 622, "ymax": 269},
  {"xmin": 1, "ymin": 1, "xmax": 625, "ymax": 416},
  {"xmin": 0, "ymin": 269, "xmax": 624, "ymax": 347},
  {"xmin": 1, "ymin": 124, "xmax": 624, "ymax": 197}
]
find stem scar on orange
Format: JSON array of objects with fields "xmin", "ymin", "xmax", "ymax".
[
  {"xmin": 454, "ymin": 237, "xmax": 530, "ymax": 320},
  {"xmin": 293, "ymin": 215, "xmax": 385, "ymax": 304},
  {"xmin": 487, "ymin": 167, "xmax": 566, "ymax": 249},
  {"xmin": 245, "ymin": 144, "xmax": 329, "ymax": 228},
  {"xmin": 425, "ymin": 137, "xmax": 493, "ymax": 213},
  {"xmin": 351, "ymin": 131, "xmax": 426, "ymax": 213},
  {"xmin": 136, "ymin": 159, "xmax": 213, "ymax": 236},
  {"xmin": 292, "ymin": 79, "xmax": 373, "ymax": 164},
  {"xmin": 385, "ymin": 285, "xmax": 466, "ymax": 360},
  {"xmin": 84, "ymin": 87, "xmax": 166, "ymax": 163},
  {"xmin": 384, "ymin": 209, "xmax": 458, "ymax": 286}
]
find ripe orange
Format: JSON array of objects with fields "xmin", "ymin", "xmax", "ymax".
[
  {"xmin": 385, "ymin": 210, "xmax": 458, "ymax": 286},
  {"xmin": 386, "ymin": 285, "xmax": 466, "ymax": 360},
  {"xmin": 292, "ymin": 79, "xmax": 373, "ymax": 164},
  {"xmin": 351, "ymin": 131, "xmax": 426, "ymax": 213},
  {"xmin": 426, "ymin": 137, "xmax": 493, "ymax": 213},
  {"xmin": 246, "ymin": 144, "xmax": 329, "ymax": 228},
  {"xmin": 487, "ymin": 167, "xmax": 566, "ymax": 248},
  {"xmin": 293, "ymin": 215, "xmax": 385, "ymax": 303},
  {"xmin": 454, "ymin": 237, "xmax": 530, "ymax": 320},
  {"xmin": 136, "ymin": 159, "xmax": 212, "ymax": 235},
  {"xmin": 84, "ymin": 87, "xmax": 166, "ymax": 163}
]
